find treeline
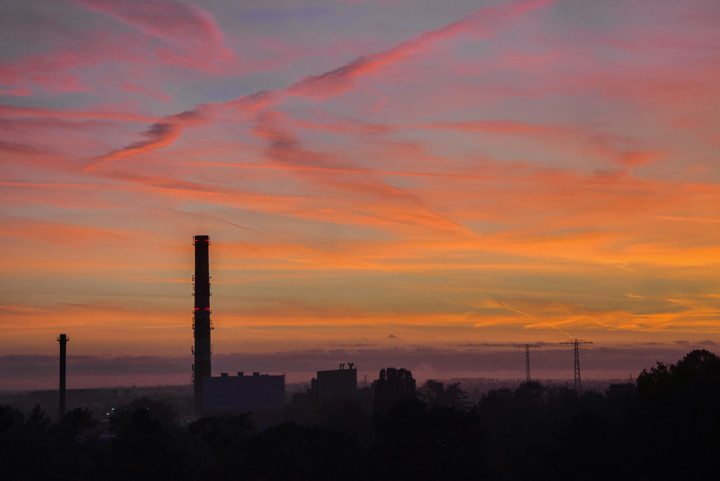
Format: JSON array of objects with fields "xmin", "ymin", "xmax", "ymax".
[
  {"xmin": 0, "ymin": 384, "xmax": 193, "ymax": 421},
  {"xmin": 2, "ymin": 349, "xmax": 719, "ymax": 481}
]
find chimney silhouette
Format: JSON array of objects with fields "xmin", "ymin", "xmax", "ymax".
[
  {"xmin": 57, "ymin": 333, "xmax": 68, "ymax": 420},
  {"xmin": 192, "ymin": 235, "xmax": 212, "ymax": 415}
]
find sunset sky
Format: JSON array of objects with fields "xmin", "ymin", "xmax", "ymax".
[{"xmin": 1, "ymin": 0, "xmax": 719, "ymax": 390}]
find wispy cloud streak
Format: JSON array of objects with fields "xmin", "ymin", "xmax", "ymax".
[{"xmin": 89, "ymin": 0, "xmax": 557, "ymax": 166}]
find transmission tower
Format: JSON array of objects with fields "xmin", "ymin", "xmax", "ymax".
[
  {"xmin": 560, "ymin": 339, "xmax": 592, "ymax": 392},
  {"xmin": 525, "ymin": 344, "xmax": 531, "ymax": 382},
  {"xmin": 516, "ymin": 344, "xmax": 538, "ymax": 382}
]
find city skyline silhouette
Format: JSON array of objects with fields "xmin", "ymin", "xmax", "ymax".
[{"xmin": 1, "ymin": 0, "xmax": 719, "ymax": 391}]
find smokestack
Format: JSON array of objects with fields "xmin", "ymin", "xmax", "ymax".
[
  {"xmin": 192, "ymin": 235, "xmax": 212, "ymax": 415},
  {"xmin": 57, "ymin": 333, "xmax": 68, "ymax": 420}
]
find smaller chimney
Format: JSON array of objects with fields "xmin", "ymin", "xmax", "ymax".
[{"xmin": 57, "ymin": 334, "xmax": 69, "ymax": 420}]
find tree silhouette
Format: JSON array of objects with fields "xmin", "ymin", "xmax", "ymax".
[
  {"xmin": 188, "ymin": 413, "xmax": 254, "ymax": 475},
  {"xmin": 418, "ymin": 380, "xmax": 469, "ymax": 409},
  {"xmin": 240, "ymin": 422, "xmax": 362, "ymax": 481},
  {"xmin": 372, "ymin": 368, "xmax": 416, "ymax": 415},
  {"xmin": 109, "ymin": 397, "xmax": 198, "ymax": 481},
  {"xmin": 59, "ymin": 406, "xmax": 98, "ymax": 440},
  {"xmin": 26, "ymin": 404, "xmax": 51, "ymax": 434},
  {"xmin": 634, "ymin": 349, "xmax": 720, "ymax": 480},
  {"xmin": 375, "ymin": 398, "xmax": 485, "ymax": 481}
]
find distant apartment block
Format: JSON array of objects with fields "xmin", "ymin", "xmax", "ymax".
[
  {"xmin": 314, "ymin": 363, "xmax": 357, "ymax": 400},
  {"xmin": 203, "ymin": 372, "xmax": 285, "ymax": 413}
]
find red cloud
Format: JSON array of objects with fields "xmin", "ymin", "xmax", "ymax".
[
  {"xmin": 86, "ymin": 109, "xmax": 208, "ymax": 169},
  {"xmin": 286, "ymin": 0, "xmax": 558, "ymax": 100},
  {"xmin": 0, "ymin": 0, "xmax": 238, "ymax": 98},
  {"xmin": 74, "ymin": 0, "xmax": 235, "ymax": 70},
  {"xmin": 0, "ymin": 29, "xmax": 151, "ymax": 96},
  {"xmin": 92, "ymin": 0, "xmax": 557, "ymax": 163},
  {"xmin": 0, "ymin": 105, "xmax": 158, "ymax": 123}
]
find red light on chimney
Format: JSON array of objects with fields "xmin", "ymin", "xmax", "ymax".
[{"xmin": 205, "ymin": 307, "xmax": 210, "ymax": 310}]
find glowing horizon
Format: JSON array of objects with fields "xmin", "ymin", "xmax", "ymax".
[{"xmin": 1, "ymin": 0, "xmax": 719, "ymax": 389}]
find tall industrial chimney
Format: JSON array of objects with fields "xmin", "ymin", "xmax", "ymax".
[
  {"xmin": 57, "ymin": 333, "xmax": 68, "ymax": 420},
  {"xmin": 192, "ymin": 235, "xmax": 212, "ymax": 415}
]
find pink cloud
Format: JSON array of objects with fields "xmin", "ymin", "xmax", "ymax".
[
  {"xmin": 0, "ymin": 85, "xmax": 34, "ymax": 97},
  {"xmin": 86, "ymin": 109, "xmax": 210, "ymax": 169},
  {"xmin": 74, "ymin": 0, "xmax": 236, "ymax": 70},
  {"xmin": 0, "ymin": 217, "xmax": 130, "ymax": 247},
  {"xmin": 242, "ymin": 110, "xmax": 475, "ymax": 236},
  {"xmin": 397, "ymin": 120, "xmax": 661, "ymax": 172},
  {"xmin": 0, "ymin": 30, "xmax": 151, "ymax": 96},
  {"xmin": 0, "ymin": 0, "xmax": 240, "ymax": 98},
  {"xmin": 414, "ymin": 120, "xmax": 561, "ymax": 135},
  {"xmin": 93, "ymin": 0, "xmax": 558, "ymax": 163},
  {"xmin": 286, "ymin": 0, "xmax": 558, "ymax": 101},
  {"xmin": 120, "ymin": 81, "xmax": 171, "ymax": 101},
  {"xmin": 0, "ymin": 105, "xmax": 158, "ymax": 123}
]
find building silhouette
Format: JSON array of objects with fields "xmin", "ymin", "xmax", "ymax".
[
  {"xmin": 203, "ymin": 371, "xmax": 285, "ymax": 427},
  {"xmin": 203, "ymin": 371, "xmax": 285, "ymax": 412},
  {"xmin": 313, "ymin": 363, "xmax": 357, "ymax": 401}
]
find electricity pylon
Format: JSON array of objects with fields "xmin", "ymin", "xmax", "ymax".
[
  {"xmin": 516, "ymin": 343, "xmax": 538, "ymax": 382},
  {"xmin": 560, "ymin": 339, "xmax": 592, "ymax": 393}
]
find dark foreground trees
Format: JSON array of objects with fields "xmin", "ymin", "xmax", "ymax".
[
  {"xmin": 0, "ymin": 405, "xmax": 100, "ymax": 481},
  {"xmin": 476, "ymin": 349, "xmax": 720, "ymax": 481},
  {"xmin": 632, "ymin": 349, "xmax": 720, "ymax": 480},
  {"xmin": 375, "ymin": 399, "xmax": 485, "ymax": 481},
  {"xmin": 2, "ymin": 350, "xmax": 720, "ymax": 480}
]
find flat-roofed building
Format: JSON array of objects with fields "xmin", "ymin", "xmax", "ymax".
[
  {"xmin": 315, "ymin": 364, "xmax": 357, "ymax": 400},
  {"xmin": 203, "ymin": 372, "xmax": 285, "ymax": 414}
]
